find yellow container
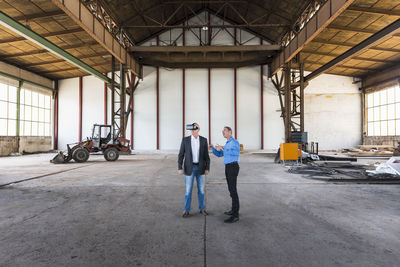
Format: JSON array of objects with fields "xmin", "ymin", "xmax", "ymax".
[{"xmin": 280, "ymin": 143, "xmax": 300, "ymax": 161}]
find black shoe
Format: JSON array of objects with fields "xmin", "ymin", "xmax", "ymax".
[
  {"xmin": 224, "ymin": 210, "xmax": 233, "ymax": 216},
  {"xmin": 182, "ymin": 211, "xmax": 190, "ymax": 218},
  {"xmin": 200, "ymin": 210, "xmax": 209, "ymax": 216},
  {"xmin": 224, "ymin": 216, "xmax": 239, "ymax": 223}
]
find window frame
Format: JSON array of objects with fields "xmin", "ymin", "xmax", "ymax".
[
  {"xmin": 0, "ymin": 83, "xmax": 17, "ymax": 136},
  {"xmin": 0, "ymin": 80, "xmax": 52, "ymax": 137},
  {"xmin": 366, "ymin": 84, "xmax": 400, "ymax": 137}
]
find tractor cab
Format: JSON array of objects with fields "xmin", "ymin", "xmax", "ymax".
[{"xmin": 92, "ymin": 124, "xmax": 112, "ymax": 148}]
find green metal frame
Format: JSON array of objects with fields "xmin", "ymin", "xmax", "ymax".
[
  {"xmin": 0, "ymin": 10, "xmax": 111, "ymax": 83},
  {"xmin": 0, "ymin": 70, "xmax": 54, "ymax": 92},
  {"xmin": 16, "ymin": 80, "xmax": 22, "ymax": 137}
]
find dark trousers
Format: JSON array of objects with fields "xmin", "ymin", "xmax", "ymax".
[{"xmin": 225, "ymin": 162, "xmax": 240, "ymax": 217}]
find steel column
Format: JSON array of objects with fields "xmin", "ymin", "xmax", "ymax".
[
  {"xmin": 234, "ymin": 28, "xmax": 238, "ymax": 139},
  {"xmin": 260, "ymin": 39, "xmax": 264, "ymax": 149},
  {"xmin": 299, "ymin": 63, "xmax": 305, "ymax": 132},
  {"xmin": 260, "ymin": 69, "xmax": 264, "ymax": 149},
  {"xmin": 361, "ymin": 90, "xmax": 365, "ymax": 145},
  {"xmin": 272, "ymin": 60, "xmax": 306, "ymax": 142},
  {"xmin": 234, "ymin": 68, "xmax": 237, "ymax": 139},
  {"xmin": 156, "ymin": 66, "xmax": 160, "ymax": 149},
  {"xmin": 111, "ymin": 56, "xmax": 116, "ymax": 138},
  {"xmin": 182, "ymin": 69, "xmax": 186, "ymax": 139},
  {"xmin": 16, "ymin": 81, "xmax": 22, "ymax": 137},
  {"xmin": 130, "ymin": 72, "xmax": 134, "ymax": 150},
  {"xmin": 53, "ymin": 80, "xmax": 59, "ymax": 150},
  {"xmin": 120, "ymin": 63, "xmax": 126, "ymax": 138},
  {"xmin": 208, "ymin": 68, "xmax": 211, "ymax": 145},
  {"xmin": 284, "ymin": 63, "xmax": 291, "ymax": 143},
  {"xmin": 182, "ymin": 28, "xmax": 186, "ymax": 139},
  {"xmin": 78, "ymin": 76, "xmax": 83, "ymax": 141},
  {"xmin": 155, "ymin": 34, "xmax": 160, "ymax": 149},
  {"xmin": 208, "ymin": 11, "xmax": 212, "ymax": 45},
  {"xmin": 104, "ymin": 73, "xmax": 108, "ymax": 125}
]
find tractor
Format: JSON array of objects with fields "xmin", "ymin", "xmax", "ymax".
[{"xmin": 51, "ymin": 124, "xmax": 130, "ymax": 163}]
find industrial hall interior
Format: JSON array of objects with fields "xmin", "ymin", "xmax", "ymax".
[{"xmin": 1, "ymin": 0, "xmax": 400, "ymax": 266}]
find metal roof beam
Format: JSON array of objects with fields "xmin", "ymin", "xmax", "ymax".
[
  {"xmin": 301, "ymin": 49, "xmax": 393, "ymax": 63},
  {"xmin": 0, "ymin": 41, "xmax": 99, "ymax": 58},
  {"xmin": 347, "ymin": 6, "xmax": 400, "ymax": 17},
  {"xmin": 0, "ymin": 10, "xmax": 110, "ymax": 83},
  {"xmin": 305, "ymin": 18, "xmax": 400, "ymax": 81},
  {"xmin": 328, "ymin": 25, "xmax": 400, "ymax": 37},
  {"xmin": 0, "ymin": 28, "xmax": 84, "ymax": 44},
  {"xmin": 311, "ymin": 39, "xmax": 400, "ymax": 53},
  {"xmin": 304, "ymin": 60, "xmax": 375, "ymax": 72},
  {"xmin": 13, "ymin": 10, "xmax": 66, "ymax": 21},
  {"xmin": 38, "ymin": 62, "xmax": 110, "ymax": 75},
  {"xmin": 270, "ymin": 0, "xmax": 357, "ymax": 75},
  {"xmin": 24, "ymin": 52, "xmax": 110, "ymax": 67},
  {"xmin": 130, "ymin": 44, "xmax": 280, "ymax": 53},
  {"xmin": 51, "ymin": 0, "xmax": 139, "ymax": 76}
]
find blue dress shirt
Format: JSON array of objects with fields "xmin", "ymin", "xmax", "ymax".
[{"xmin": 212, "ymin": 137, "xmax": 240, "ymax": 164}]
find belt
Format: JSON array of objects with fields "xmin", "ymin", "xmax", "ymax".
[
  {"xmin": 193, "ymin": 162, "xmax": 199, "ymax": 165},
  {"xmin": 226, "ymin": 161, "xmax": 238, "ymax": 165}
]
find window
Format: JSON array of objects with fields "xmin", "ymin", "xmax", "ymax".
[
  {"xmin": 20, "ymin": 88, "xmax": 51, "ymax": 136},
  {"xmin": 0, "ymin": 82, "xmax": 17, "ymax": 136},
  {"xmin": 366, "ymin": 84, "xmax": 400, "ymax": 136},
  {"xmin": 0, "ymin": 80, "xmax": 51, "ymax": 137}
]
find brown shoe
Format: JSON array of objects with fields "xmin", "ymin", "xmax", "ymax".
[
  {"xmin": 182, "ymin": 211, "xmax": 190, "ymax": 217},
  {"xmin": 200, "ymin": 210, "xmax": 209, "ymax": 216}
]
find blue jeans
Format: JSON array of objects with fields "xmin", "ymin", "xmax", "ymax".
[{"xmin": 184, "ymin": 165, "xmax": 205, "ymax": 212}]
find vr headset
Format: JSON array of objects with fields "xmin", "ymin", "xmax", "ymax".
[{"xmin": 186, "ymin": 123, "xmax": 199, "ymax": 130}]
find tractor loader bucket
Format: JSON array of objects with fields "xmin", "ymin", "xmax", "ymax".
[
  {"xmin": 50, "ymin": 152, "xmax": 67, "ymax": 164},
  {"xmin": 50, "ymin": 145, "xmax": 73, "ymax": 164}
]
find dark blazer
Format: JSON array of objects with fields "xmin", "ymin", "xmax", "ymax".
[{"xmin": 178, "ymin": 135, "xmax": 210, "ymax": 176}]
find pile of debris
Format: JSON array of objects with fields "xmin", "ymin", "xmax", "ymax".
[
  {"xmin": 288, "ymin": 158, "xmax": 400, "ymax": 184},
  {"xmin": 341, "ymin": 145, "xmax": 394, "ymax": 157}
]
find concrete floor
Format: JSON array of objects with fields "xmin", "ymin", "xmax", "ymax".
[{"xmin": 0, "ymin": 152, "xmax": 400, "ymax": 267}]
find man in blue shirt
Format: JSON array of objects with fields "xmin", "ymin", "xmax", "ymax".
[{"xmin": 211, "ymin": 126, "xmax": 240, "ymax": 223}]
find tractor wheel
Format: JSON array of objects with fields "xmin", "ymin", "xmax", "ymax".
[
  {"xmin": 104, "ymin": 147, "xmax": 119, "ymax": 161},
  {"xmin": 72, "ymin": 147, "xmax": 90, "ymax": 163}
]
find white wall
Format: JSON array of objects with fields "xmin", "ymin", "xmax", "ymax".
[
  {"xmin": 57, "ymin": 12, "xmax": 362, "ymax": 152},
  {"xmin": 133, "ymin": 66, "xmax": 157, "ymax": 150},
  {"xmin": 304, "ymin": 73, "xmax": 361, "ymax": 150},
  {"xmin": 82, "ymin": 76, "xmax": 103, "ymax": 139},
  {"xmin": 57, "ymin": 74, "xmax": 135, "ymax": 150},
  {"xmin": 159, "ymin": 68, "xmax": 183, "ymax": 150},
  {"xmin": 210, "ymin": 68, "xmax": 235, "ymax": 146},
  {"xmin": 185, "ymin": 69, "xmax": 209, "ymax": 141},
  {"xmin": 263, "ymin": 66, "xmax": 285, "ymax": 148},
  {"xmin": 237, "ymin": 66, "xmax": 261, "ymax": 149},
  {"xmin": 58, "ymin": 78, "xmax": 79, "ymax": 149}
]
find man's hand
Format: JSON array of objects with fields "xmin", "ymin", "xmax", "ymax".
[
  {"xmin": 178, "ymin": 170, "xmax": 184, "ymax": 175},
  {"xmin": 216, "ymin": 145, "xmax": 224, "ymax": 151},
  {"xmin": 205, "ymin": 170, "xmax": 209, "ymax": 175}
]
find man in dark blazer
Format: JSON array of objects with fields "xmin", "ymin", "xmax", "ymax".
[{"xmin": 178, "ymin": 123, "xmax": 210, "ymax": 217}]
